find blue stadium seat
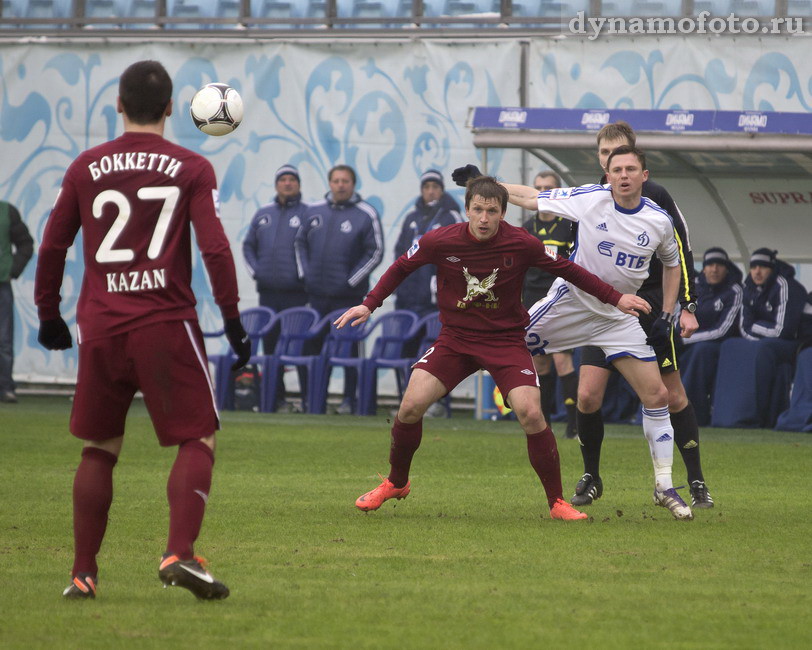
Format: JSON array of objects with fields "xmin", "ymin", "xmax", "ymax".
[
  {"xmin": 775, "ymin": 347, "xmax": 812, "ymax": 432},
  {"xmin": 730, "ymin": 0, "xmax": 774, "ymax": 14},
  {"xmin": 250, "ymin": 0, "xmax": 301, "ymax": 21},
  {"xmin": 205, "ymin": 306, "xmax": 275, "ymax": 411},
  {"xmin": 216, "ymin": 0, "xmax": 241, "ymax": 17},
  {"xmin": 601, "ymin": 0, "xmax": 681, "ymax": 15},
  {"xmin": 304, "ymin": 0, "xmax": 326, "ymax": 17},
  {"xmin": 787, "ymin": 0, "xmax": 812, "ymax": 14},
  {"xmin": 79, "ymin": 0, "xmax": 129, "ymax": 27},
  {"xmin": 23, "ymin": 0, "xmax": 68, "ymax": 27},
  {"xmin": 123, "ymin": 0, "xmax": 158, "ymax": 27},
  {"xmin": 260, "ymin": 307, "xmax": 322, "ymax": 413},
  {"xmin": 85, "ymin": 0, "xmax": 123, "ymax": 18},
  {"xmin": 692, "ymin": 0, "xmax": 732, "ymax": 15},
  {"xmin": 357, "ymin": 310, "xmax": 419, "ymax": 415},
  {"xmin": 392, "ymin": 0, "xmax": 412, "ymax": 17},
  {"xmin": 308, "ymin": 312, "xmax": 371, "ymax": 415},
  {"xmin": 166, "ymin": 0, "xmax": 216, "ymax": 28},
  {"xmin": 2, "ymin": 0, "xmax": 20, "ymax": 17}
]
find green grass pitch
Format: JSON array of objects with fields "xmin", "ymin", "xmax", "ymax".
[{"xmin": 1, "ymin": 396, "xmax": 811, "ymax": 649}]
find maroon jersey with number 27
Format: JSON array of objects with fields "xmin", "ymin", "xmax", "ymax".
[{"xmin": 36, "ymin": 131, "xmax": 240, "ymax": 342}]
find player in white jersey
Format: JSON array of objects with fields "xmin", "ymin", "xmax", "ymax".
[{"xmin": 454, "ymin": 145, "xmax": 692, "ymax": 520}]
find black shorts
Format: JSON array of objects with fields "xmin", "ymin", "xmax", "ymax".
[{"xmin": 579, "ymin": 288, "xmax": 681, "ymax": 374}]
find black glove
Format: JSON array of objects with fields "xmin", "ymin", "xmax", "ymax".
[
  {"xmin": 451, "ymin": 164, "xmax": 482, "ymax": 187},
  {"xmin": 38, "ymin": 317, "xmax": 73, "ymax": 350},
  {"xmin": 224, "ymin": 317, "xmax": 252, "ymax": 372},
  {"xmin": 646, "ymin": 312, "xmax": 673, "ymax": 355}
]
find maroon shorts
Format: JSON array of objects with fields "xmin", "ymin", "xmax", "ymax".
[
  {"xmin": 414, "ymin": 328, "xmax": 539, "ymax": 399},
  {"xmin": 71, "ymin": 319, "xmax": 219, "ymax": 446}
]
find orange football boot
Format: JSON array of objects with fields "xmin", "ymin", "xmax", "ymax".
[
  {"xmin": 355, "ymin": 475, "xmax": 411, "ymax": 511},
  {"xmin": 550, "ymin": 498, "xmax": 588, "ymax": 520}
]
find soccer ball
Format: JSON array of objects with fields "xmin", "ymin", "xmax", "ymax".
[{"xmin": 189, "ymin": 83, "xmax": 243, "ymax": 136}]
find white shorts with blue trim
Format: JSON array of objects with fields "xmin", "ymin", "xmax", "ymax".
[{"xmin": 524, "ymin": 283, "xmax": 656, "ymax": 362}]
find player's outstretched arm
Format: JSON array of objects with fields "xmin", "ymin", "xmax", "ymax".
[
  {"xmin": 500, "ymin": 183, "xmax": 539, "ymax": 211},
  {"xmin": 334, "ymin": 305, "xmax": 371, "ymax": 329},
  {"xmin": 616, "ymin": 294, "xmax": 651, "ymax": 317}
]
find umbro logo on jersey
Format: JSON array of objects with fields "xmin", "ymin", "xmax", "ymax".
[
  {"xmin": 521, "ymin": 369, "xmax": 534, "ymax": 375},
  {"xmin": 655, "ymin": 433, "xmax": 673, "ymax": 442},
  {"xmin": 596, "ymin": 222, "xmax": 608, "ymax": 231},
  {"xmin": 446, "ymin": 256, "xmax": 461, "ymax": 263}
]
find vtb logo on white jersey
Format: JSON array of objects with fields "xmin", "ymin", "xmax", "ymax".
[{"xmin": 598, "ymin": 240, "xmax": 648, "ymax": 269}]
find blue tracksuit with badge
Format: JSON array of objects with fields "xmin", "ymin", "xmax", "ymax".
[
  {"xmin": 740, "ymin": 261, "xmax": 807, "ymax": 341},
  {"xmin": 294, "ymin": 191, "xmax": 384, "ymax": 308},
  {"xmin": 243, "ymin": 193, "xmax": 308, "ymax": 306}
]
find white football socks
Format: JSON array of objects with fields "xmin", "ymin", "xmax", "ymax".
[{"xmin": 642, "ymin": 405, "xmax": 674, "ymax": 491}]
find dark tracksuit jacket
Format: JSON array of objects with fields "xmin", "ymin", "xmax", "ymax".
[
  {"xmin": 393, "ymin": 192, "xmax": 462, "ymax": 316},
  {"xmin": 686, "ymin": 263, "xmax": 743, "ymax": 344},
  {"xmin": 294, "ymin": 191, "xmax": 384, "ymax": 304},
  {"xmin": 242, "ymin": 193, "xmax": 308, "ymax": 297},
  {"xmin": 740, "ymin": 260, "xmax": 807, "ymax": 340}
]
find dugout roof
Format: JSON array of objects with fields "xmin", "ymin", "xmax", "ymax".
[{"xmin": 469, "ymin": 108, "xmax": 812, "ymax": 265}]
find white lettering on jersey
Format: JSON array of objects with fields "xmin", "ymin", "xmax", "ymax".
[
  {"xmin": 88, "ymin": 152, "xmax": 182, "ymax": 181},
  {"xmin": 106, "ymin": 269, "xmax": 167, "ymax": 293},
  {"xmin": 407, "ymin": 241, "xmax": 420, "ymax": 258}
]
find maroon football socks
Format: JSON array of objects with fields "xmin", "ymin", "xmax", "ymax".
[
  {"xmin": 525, "ymin": 427, "xmax": 563, "ymax": 508},
  {"xmin": 72, "ymin": 446, "xmax": 117, "ymax": 577},
  {"xmin": 387, "ymin": 417, "xmax": 423, "ymax": 489},
  {"xmin": 166, "ymin": 439, "xmax": 214, "ymax": 560}
]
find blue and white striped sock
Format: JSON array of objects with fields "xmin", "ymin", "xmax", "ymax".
[{"xmin": 642, "ymin": 405, "xmax": 674, "ymax": 491}]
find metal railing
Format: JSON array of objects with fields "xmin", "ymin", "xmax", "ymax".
[{"xmin": 0, "ymin": 0, "xmax": 801, "ymax": 35}]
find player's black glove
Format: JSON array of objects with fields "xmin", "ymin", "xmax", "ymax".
[
  {"xmin": 38, "ymin": 317, "xmax": 73, "ymax": 350},
  {"xmin": 225, "ymin": 317, "xmax": 252, "ymax": 371},
  {"xmin": 451, "ymin": 164, "xmax": 482, "ymax": 187},
  {"xmin": 646, "ymin": 312, "xmax": 674, "ymax": 356}
]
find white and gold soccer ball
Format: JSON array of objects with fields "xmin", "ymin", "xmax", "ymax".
[{"xmin": 189, "ymin": 82, "xmax": 243, "ymax": 136}]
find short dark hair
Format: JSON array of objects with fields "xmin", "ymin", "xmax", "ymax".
[
  {"xmin": 596, "ymin": 121, "xmax": 636, "ymax": 147},
  {"xmin": 534, "ymin": 171, "xmax": 561, "ymax": 188},
  {"xmin": 328, "ymin": 164, "xmax": 357, "ymax": 185},
  {"xmin": 464, "ymin": 176, "xmax": 508, "ymax": 213},
  {"xmin": 119, "ymin": 60, "xmax": 172, "ymax": 125},
  {"xmin": 606, "ymin": 144, "xmax": 647, "ymax": 172}
]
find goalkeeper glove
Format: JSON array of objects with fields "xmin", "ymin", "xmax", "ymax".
[
  {"xmin": 646, "ymin": 312, "xmax": 674, "ymax": 354},
  {"xmin": 451, "ymin": 164, "xmax": 483, "ymax": 187},
  {"xmin": 225, "ymin": 317, "xmax": 252, "ymax": 371},
  {"xmin": 38, "ymin": 317, "xmax": 73, "ymax": 350}
]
